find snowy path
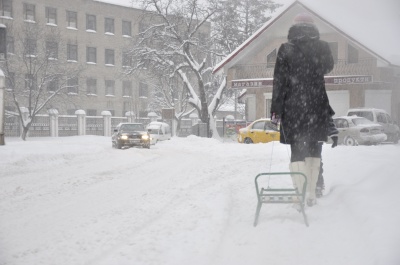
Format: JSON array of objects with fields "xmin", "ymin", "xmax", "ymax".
[{"xmin": 0, "ymin": 136, "xmax": 399, "ymax": 265}]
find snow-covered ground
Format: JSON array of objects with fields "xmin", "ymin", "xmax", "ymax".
[{"xmin": 0, "ymin": 136, "xmax": 399, "ymax": 265}]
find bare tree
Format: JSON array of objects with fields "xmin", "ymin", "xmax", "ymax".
[
  {"xmin": 148, "ymin": 75, "xmax": 195, "ymax": 135},
  {"xmin": 125, "ymin": 0, "xmax": 226, "ymax": 137},
  {"xmin": 127, "ymin": 0, "xmax": 279, "ymax": 137},
  {"xmin": 2, "ymin": 22, "xmax": 83, "ymax": 140},
  {"xmin": 212, "ymin": 0, "xmax": 280, "ymax": 54}
]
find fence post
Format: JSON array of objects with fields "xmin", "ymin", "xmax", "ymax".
[
  {"xmin": 125, "ymin": 111, "xmax": 135, "ymax": 123},
  {"xmin": 75, "ymin": 109, "xmax": 86, "ymax": 136},
  {"xmin": 102, "ymin": 111, "xmax": 112, "ymax": 137},
  {"xmin": 48, "ymin": 109, "xmax": 59, "ymax": 137}
]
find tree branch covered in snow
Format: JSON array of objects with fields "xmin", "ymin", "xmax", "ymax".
[
  {"xmin": 3, "ymin": 22, "xmax": 84, "ymax": 140},
  {"xmin": 127, "ymin": 0, "xmax": 279, "ymax": 137}
]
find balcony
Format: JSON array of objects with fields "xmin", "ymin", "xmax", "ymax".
[{"xmin": 233, "ymin": 58, "xmax": 376, "ymax": 80}]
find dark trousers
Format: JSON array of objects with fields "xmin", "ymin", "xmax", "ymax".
[{"xmin": 290, "ymin": 141, "xmax": 322, "ymax": 162}]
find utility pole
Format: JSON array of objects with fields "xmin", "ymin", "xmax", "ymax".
[{"xmin": 0, "ymin": 24, "xmax": 6, "ymax": 145}]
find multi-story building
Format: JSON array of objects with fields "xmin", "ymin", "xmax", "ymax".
[
  {"xmin": 0, "ymin": 0, "xmax": 152, "ymax": 117},
  {"xmin": 213, "ymin": 1, "xmax": 400, "ymax": 124}
]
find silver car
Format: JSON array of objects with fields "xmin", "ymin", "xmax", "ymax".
[
  {"xmin": 333, "ymin": 116, "xmax": 387, "ymax": 146},
  {"xmin": 347, "ymin": 108, "xmax": 399, "ymax": 143}
]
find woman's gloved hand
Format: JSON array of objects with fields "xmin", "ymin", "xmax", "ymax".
[{"xmin": 331, "ymin": 136, "xmax": 338, "ymax": 148}]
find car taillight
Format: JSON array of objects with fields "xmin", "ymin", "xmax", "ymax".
[{"xmin": 360, "ymin": 128, "xmax": 369, "ymax": 133}]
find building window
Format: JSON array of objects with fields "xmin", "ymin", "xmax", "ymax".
[
  {"xmin": 46, "ymin": 7, "xmax": 57, "ymax": 25},
  {"xmin": 66, "ymin": 10, "xmax": 77, "ymax": 28},
  {"xmin": 67, "ymin": 44, "xmax": 78, "ymax": 61},
  {"xmin": 7, "ymin": 35, "xmax": 14, "ymax": 54},
  {"xmin": 266, "ymin": 49, "xmax": 276, "ymax": 68},
  {"xmin": 122, "ymin": 81, "xmax": 132, "ymax": 97},
  {"xmin": 122, "ymin": 51, "xmax": 132, "ymax": 67},
  {"xmin": 67, "ymin": 76, "xmax": 78, "ymax": 94},
  {"xmin": 25, "ymin": 74, "xmax": 36, "ymax": 90},
  {"xmin": 377, "ymin": 113, "xmax": 387, "ymax": 124},
  {"xmin": 86, "ymin": 109, "xmax": 97, "ymax": 116},
  {"xmin": 46, "ymin": 41, "xmax": 58, "ymax": 59},
  {"xmin": 122, "ymin": 20, "xmax": 131, "ymax": 36},
  {"xmin": 23, "ymin": 3, "xmax": 35, "ymax": 21},
  {"xmin": 47, "ymin": 78, "xmax": 58, "ymax": 92},
  {"xmin": 328, "ymin": 42, "xmax": 338, "ymax": 64},
  {"xmin": 105, "ymin": 80, "xmax": 115, "ymax": 96},
  {"xmin": 105, "ymin": 49, "xmax": 114, "ymax": 65},
  {"xmin": 86, "ymin": 14, "xmax": 96, "ymax": 31},
  {"xmin": 86, "ymin": 78, "xmax": 97, "ymax": 95},
  {"xmin": 86, "ymin": 47, "xmax": 96, "ymax": 63},
  {"xmin": 139, "ymin": 82, "xmax": 148, "ymax": 98},
  {"xmin": 25, "ymin": 38, "xmax": 36, "ymax": 56},
  {"xmin": 104, "ymin": 17, "xmax": 114, "ymax": 34},
  {"xmin": 348, "ymin": 44, "xmax": 358, "ymax": 64},
  {"xmin": 0, "ymin": 0, "xmax": 12, "ymax": 17}
]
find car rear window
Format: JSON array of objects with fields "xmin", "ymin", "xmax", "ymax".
[
  {"xmin": 352, "ymin": 117, "xmax": 373, "ymax": 126},
  {"xmin": 348, "ymin": 111, "xmax": 373, "ymax": 122}
]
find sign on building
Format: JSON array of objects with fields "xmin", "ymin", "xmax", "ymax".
[{"xmin": 162, "ymin": 108, "xmax": 175, "ymax": 120}]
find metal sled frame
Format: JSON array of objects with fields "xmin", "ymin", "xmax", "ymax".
[{"xmin": 253, "ymin": 172, "xmax": 309, "ymax": 227}]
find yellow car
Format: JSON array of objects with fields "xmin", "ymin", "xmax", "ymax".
[{"xmin": 237, "ymin": 118, "xmax": 280, "ymax": 144}]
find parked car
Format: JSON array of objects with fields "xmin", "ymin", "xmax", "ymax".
[
  {"xmin": 347, "ymin": 108, "xmax": 399, "ymax": 143},
  {"xmin": 112, "ymin": 123, "xmax": 151, "ymax": 149},
  {"xmin": 238, "ymin": 118, "xmax": 280, "ymax": 144},
  {"xmin": 332, "ymin": 116, "xmax": 387, "ymax": 146},
  {"xmin": 146, "ymin": 122, "xmax": 171, "ymax": 145}
]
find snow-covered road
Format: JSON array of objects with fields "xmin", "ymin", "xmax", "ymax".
[{"xmin": 1, "ymin": 136, "xmax": 399, "ymax": 265}]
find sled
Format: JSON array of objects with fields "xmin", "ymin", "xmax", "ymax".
[{"xmin": 253, "ymin": 172, "xmax": 309, "ymax": 227}]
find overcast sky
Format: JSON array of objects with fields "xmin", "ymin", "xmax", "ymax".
[
  {"xmin": 95, "ymin": 0, "xmax": 400, "ymax": 64},
  {"xmin": 96, "ymin": 0, "xmax": 293, "ymax": 9}
]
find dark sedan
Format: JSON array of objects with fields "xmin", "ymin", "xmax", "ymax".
[{"xmin": 112, "ymin": 123, "xmax": 151, "ymax": 149}]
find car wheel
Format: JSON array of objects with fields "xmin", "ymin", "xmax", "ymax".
[
  {"xmin": 344, "ymin": 136, "xmax": 357, "ymax": 146},
  {"xmin": 116, "ymin": 141, "xmax": 122, "ymax": 149},
  {"xmin": 112, "ymin": 141, "xmax": 115, "ymax": 148},
  {"xmin": 244, "ymin": 138, "xmax": 253, "ymax": 144}
]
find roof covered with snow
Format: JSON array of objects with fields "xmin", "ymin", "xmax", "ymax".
[
  {"xmin": 94, "ymin": 0, "xmax": 142, "ymax": 8},
  {"xmin": 213, "ymin": 0, "xmax": 400, "ymax": 74}
]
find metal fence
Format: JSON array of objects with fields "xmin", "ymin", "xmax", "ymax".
[
  {"xmin": 29, "ymin": 115, "xmax": 51, "ymax": 137},
  {"xmin": 4, "ymin": 112, "xmax": 246, "ymax": 140},
  {"xmin": 58, "ymin": 115, "xmax": 78, "ymax": 137},
  {"xmin": 4, "ymin": 115, "xmax": 20, "ymax": 137},
  {"xmin": 86, "ymin": 116, "xmax": 104, "ymax": 136},
  {"xmin": 111, "ymin": 117, "xmax": 128, "ymax": 132}
]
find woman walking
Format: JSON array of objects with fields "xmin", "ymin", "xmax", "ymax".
[{"xmin": 271, "ymin": 13, "xmax": 336, "ymax": 206}]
